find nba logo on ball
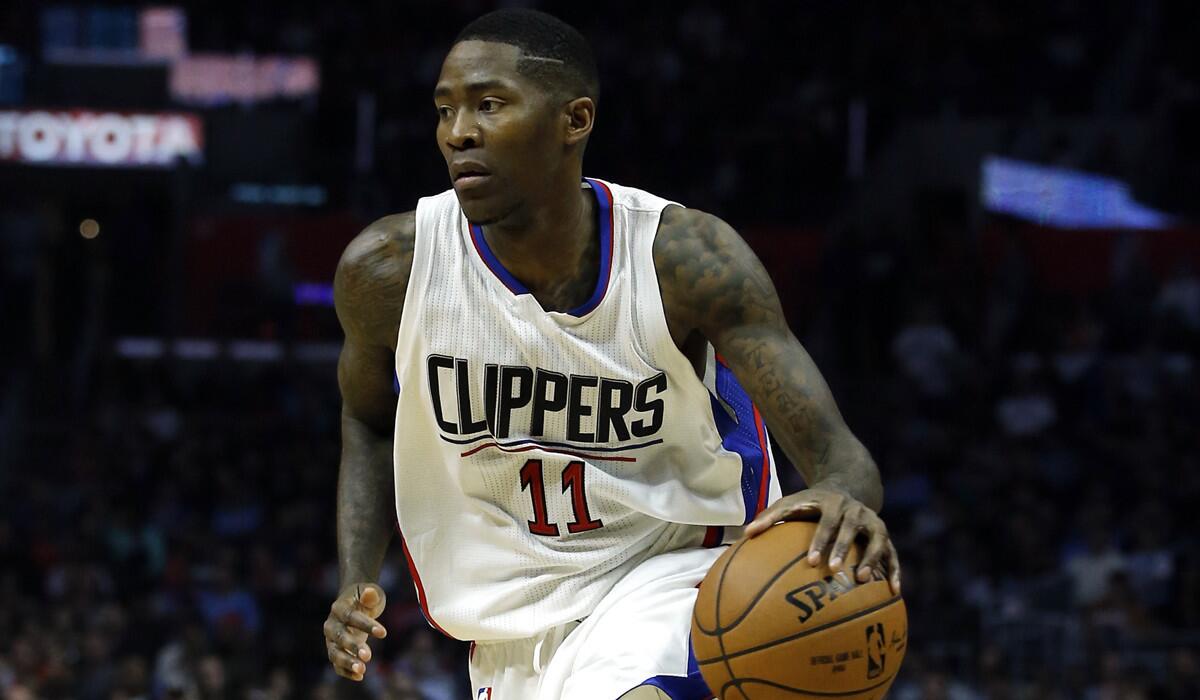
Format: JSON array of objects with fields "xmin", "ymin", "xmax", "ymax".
[{"xmin": 866, "ymin": 623, "xmax": 886, "ymax": 680}]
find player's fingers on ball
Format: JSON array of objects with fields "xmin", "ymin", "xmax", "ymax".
[
  {"xmin": 745, "ymin": 501, "xmax": 782, "ymax": 537},
  {"xmin": 827, "ymin": 506, "xmax": 864, "ymax": 572},
  {"xmin": 806, "ymin": 499, "xmax": 844, "ymax": 566},
  {"xmin": 856, "ymin": 528, "xmax": 889, "ymax": 582}
]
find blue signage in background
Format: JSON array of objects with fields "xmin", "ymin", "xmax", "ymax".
[
  {"xmin": 42, "ymin": 5, "xmax": 141, "ymax": 64},
  {"xmin": 981, "ymin": 155, "xmax": 1175, "ymax": 230},
  {"xmin": 0, "ymin": 46, "xmax": 23, "ymax": 105}
]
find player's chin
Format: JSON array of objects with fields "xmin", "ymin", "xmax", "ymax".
[{"xmin": 460, "ymin": 200, "xmax": 507, "ymax": 227}]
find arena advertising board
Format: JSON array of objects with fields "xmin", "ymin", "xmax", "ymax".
[
  {"xmin": 0, "ymin": 110, "xmax": 203, "ymax": 168},
  {"xmin": 170, "ymin": 55, "xmax": 320, "ymax": 106}
]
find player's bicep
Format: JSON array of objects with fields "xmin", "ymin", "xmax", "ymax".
[
  {"xmin": 655, "ymin": 206, "xmax": 790, "ymax": 350},
  {"xmin": 332, "ymin": 212, "xmax": 414, "ymax": 433},
  {"xmin": 337, "ymin": 338, "xmax": 396, "ymax": 434}
]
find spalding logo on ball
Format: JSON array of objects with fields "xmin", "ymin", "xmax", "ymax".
[{"xmin": 692, "ymin": 521, "xmax": 907, "ymax": 699}]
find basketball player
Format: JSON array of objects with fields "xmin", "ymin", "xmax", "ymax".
[{"xmin": 323, "ymin": 9, "xmax": 900, "ymax": 699}]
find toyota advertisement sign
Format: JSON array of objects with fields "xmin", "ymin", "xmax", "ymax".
[{"xmin": 0, "ymin": 110, "xmax": 203, "ymax": 168}]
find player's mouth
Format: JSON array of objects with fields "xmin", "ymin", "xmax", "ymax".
[
  {"xmin": 451, "ymin": 161, "xmax": 493, "ymax": 191},
  {"xmin": 454, "ymin": 172, "xmax": 492, "ymax": 190}
]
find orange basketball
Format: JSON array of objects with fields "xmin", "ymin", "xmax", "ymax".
[{"xmin": 692, "ymin": 521, "xmax": 907, "ymax": 699}]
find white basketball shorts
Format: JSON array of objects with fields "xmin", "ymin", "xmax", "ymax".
[{"xmin": 469, "ymin": 547, "xmax": 722, "ymax": 700}]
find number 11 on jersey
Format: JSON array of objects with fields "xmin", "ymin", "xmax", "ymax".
[{"xmin": 518, "ymin": 459, "xmax": 604, "ymax": 536}]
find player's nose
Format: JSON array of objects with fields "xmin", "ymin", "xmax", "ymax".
[{"xmin": 446, "ymin": 111, "xmax": 481, "ymax": 150}]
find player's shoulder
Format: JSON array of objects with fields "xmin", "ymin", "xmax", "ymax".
[
  {"xmin": 652, "ymin": 205, "xmax": 765, "ymax": 331},
  {"xmin": 653, "ymin": 204, "xmax": 743, "ymax": 267},
  {"xmin": 339, "ymin": 211, "xmax": 416, "ymax": 272},
  {"xmin": 334, "ymin": 211, "xmax": 416, "ymax": 342},
  {"xmin": 337, "ymin": 211, "xmax": 416, "ymax": 292}
]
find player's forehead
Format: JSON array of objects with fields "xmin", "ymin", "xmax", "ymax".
[{"xmin": 434, "ymin": 40, "xmax": 527, "ymax": 97}]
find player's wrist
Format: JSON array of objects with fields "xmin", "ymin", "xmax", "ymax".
[{"xmin": 806, "ymin": 478, "xmax": 854, "ymax": 498}]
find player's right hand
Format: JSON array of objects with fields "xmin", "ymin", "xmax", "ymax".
[{"xmin": 324, "ymin": 583, "xmax": 388, "ymax": 681}]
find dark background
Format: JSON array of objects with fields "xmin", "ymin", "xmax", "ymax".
[{"xmin": 2, "ymin": 1, "xmax": 1199, "ymax": 699}]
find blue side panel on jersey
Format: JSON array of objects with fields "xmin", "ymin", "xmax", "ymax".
[
  {"xmin": 709, "ymin": 361, "xmax": 768, "ymax": 524},
  {"xmin": 641, "ymin": 635, "xmax": 713, "ymax": 699},
  {"xmin": 393, "ymin": 370, "xmax": 401, "ymax": 396}
]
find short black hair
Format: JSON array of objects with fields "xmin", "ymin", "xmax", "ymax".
[{"xmin": 455, "ymin": 9, "xmax": 599, "ymax": 104}]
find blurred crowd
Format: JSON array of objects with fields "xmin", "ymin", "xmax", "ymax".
[
  {"xmin": 817, "ymin": 213, "xmax": 1200, "ymax": 699},
  {"xmin": 2, "ymin": 1, "xmax": 1200, "ymax": 699},
  {"xmin": 0, "ymin": 357, "xmax": 470, "ymax": 700}
]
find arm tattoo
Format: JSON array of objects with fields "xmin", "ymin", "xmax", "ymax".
[
  {"xmin": 333, "ymin": 212, "xmax": 415, "ymax": 586},
  {"xmin": 334, "ymin": 212, "xmax": 416, "ymax": 354},
  {"xmin": 654, "ymin": 206, "xmax": 882, "ymax": 510}
]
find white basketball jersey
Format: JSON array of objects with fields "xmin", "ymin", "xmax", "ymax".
[{"xmin": 393, "ymin": 177, "xmax": 781, "ymax": 641}]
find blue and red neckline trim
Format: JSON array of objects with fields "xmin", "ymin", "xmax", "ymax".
[{"xmin": 468, "ymin": 177, "xmax": 615, "ymax": 318}]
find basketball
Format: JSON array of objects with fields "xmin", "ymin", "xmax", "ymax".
[{"xmin": 692, "ymin": 521, "xmax": 908, "ymax": 699}]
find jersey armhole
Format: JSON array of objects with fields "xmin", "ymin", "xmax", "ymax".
[
  {"xmin": 631, "ymin": 203, "xmax": 706, "ymax": 380},
  {"xmin": 393, "ymin": 198, "xmax": 438, "ymax": 384}
]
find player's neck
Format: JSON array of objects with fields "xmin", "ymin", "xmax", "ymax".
[{"xmin": 483, "ymin": 182, "xmax": 596, "ymax": 293}]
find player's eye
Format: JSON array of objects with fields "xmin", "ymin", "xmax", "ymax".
[
  {"xmin": 436, "ymin": 106, "xmax": 453, "ymax": 120},
  {"xmin": 479, "ymin": 98, "xmax": 501, "ymax": 113}
]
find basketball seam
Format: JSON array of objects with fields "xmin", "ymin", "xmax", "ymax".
[
  {"xmin": 694, "ymin": 539, "xmax": 743, "ymax": 634},
  {"xmin": 713, "ymin": 538, "xmax": 749, "ymax": 700},
  {"xmin": 720, "ymin": 672, "xmax": 897, "ymax": 698},
  {"xmin": 694, "ymin": 595, "xmax": 903, "ymax": 665}
]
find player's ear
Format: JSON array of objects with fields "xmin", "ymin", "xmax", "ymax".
[{"xmin": 563, "ymin": 97, "xmax": 594, "ymax": 147}]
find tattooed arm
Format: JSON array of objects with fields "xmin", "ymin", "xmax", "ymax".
[
  {"xmin": 654, "ymin": 205, "xmax": 899, "ymax": 592},
  {"xmin": 323, "ymin": 212, "xmax": 415, "ymax": 681}
]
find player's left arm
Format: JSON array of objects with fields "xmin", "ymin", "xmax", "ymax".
[{"xmin": 655, "ymin": 205, "xmax": 900, "ymax": 593}]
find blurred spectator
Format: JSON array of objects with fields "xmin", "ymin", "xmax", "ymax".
[
  {"xmin": 995, "ymin": 356, "xmax": 1059, "ymax": 438},
  {"xmin": 1064, "ymin": 526, "xmax": 1127, "ymax": 608},
  {"xmin": 393, "ymin": 630, "xmax": 458, "ymax": 700},
  {"xmin": 891, "ymin": 301, "xmax": 963, "ymax": 401},
  {"xmin": 1155, "ymin": 262, "xmax": 1200, "ymax": 333},
  {"xmin": 195, "ymin": 555, "xmax": 262, "ymax": 639}
]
